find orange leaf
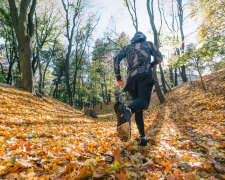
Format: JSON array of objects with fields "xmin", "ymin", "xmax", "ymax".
[
  {"xmin": 68, "ymin": 152, "xmax": 75, "ymax": 161},
  {"xmin": 116, "ymin": 170, "xmax": 127, "ymax": 180},
  {"xmin": 62, "ymin": 163, "xmax": 77, "ymax": 175},
  {"xmin": 113, "ymin": 148, "xmax": 122, "ymax": 162}
]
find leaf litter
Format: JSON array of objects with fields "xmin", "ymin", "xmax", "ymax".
[{"xmin": 0, "ymin": 69, "xmax": 224, "ymax": 179}]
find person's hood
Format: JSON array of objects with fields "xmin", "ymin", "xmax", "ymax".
[{"xmin": 131, "ymin": 32, "xmax": 146, "ymax": 43}]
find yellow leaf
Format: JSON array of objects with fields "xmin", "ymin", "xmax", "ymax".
[{"xmin": 113, "ymin": 160, "xmax": 120, "ymax": 169}]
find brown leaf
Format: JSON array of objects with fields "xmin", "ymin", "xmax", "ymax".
[
  {"xmin": 76, "ymin": 165, "xmax": 93, "ymax": 179},
  {"xmin": 4, "ymin": 173, "xmax": 20, "ymax": 179},
  {"xmin": 184, "ymin": 173, "xmax": 198, "ymax": 180},
  {"xmin": 166, "ymin": 175, "xmax": 175, "ymax": 180},
  {"xmin": 116, "ymin": 170, "xmax": 127, "ymax": 180},
  {"xmin": 92, "ymin": 166, "xmax": 107, "ymax": 178}
]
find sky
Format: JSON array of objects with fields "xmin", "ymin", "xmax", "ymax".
[
  {"xmin": 93, "ymin": 0, "xmax": 198, "ymax": 44},
  {"xmin": 94, "ymin": 0, "xmax": 156, "ymax": 41}
]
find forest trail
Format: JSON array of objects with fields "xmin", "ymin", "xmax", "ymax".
[{"xmin": 0, "ymin": 69, "xmax": 224, "ymax": 179}]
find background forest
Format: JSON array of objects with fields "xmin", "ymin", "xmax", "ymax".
[{"xmin": 0, "ymin": 0, "xmax": 224, "ymax": 108}]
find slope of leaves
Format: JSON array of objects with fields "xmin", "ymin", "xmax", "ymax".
[{"xmin": 0, "ymin": 69, "xmax": 225, "ymax": 179}]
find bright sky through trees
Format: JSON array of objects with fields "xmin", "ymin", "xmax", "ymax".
[{"xmin": 94, "ymin": 0, "xmax": 198, "ymax": 44}]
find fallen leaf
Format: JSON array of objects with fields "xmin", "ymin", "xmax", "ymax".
[
  {"xmin": 116, "ymin": 170, "xmax": 127, "ymax": 180},
  {"xmin": 76, "ymin": 165, "xmax": 93, "ymax": 179}
]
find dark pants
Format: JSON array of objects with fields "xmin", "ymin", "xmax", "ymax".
[{"xmin": 125, "ymin": 73, "xmax": 154, "ymax": 137}]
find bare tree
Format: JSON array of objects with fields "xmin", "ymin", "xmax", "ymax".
[
  {"xmin": 177, "ymin": 0, "xmax": 188, "ymax": 82},
  {"xmin": 34, "ymin": 3, "xmax": 63, "ymax": 93},
  {"xmin": 8, "ymin": 0, "xmax": 36, "ymax": 93},
  {"xmin": 162, "ymin": 0, "xmax": 180, "ymax": 86},
  {"xmin": 72, "ymin": 16, "xmax": 99, "ymax": 102},
  {"xmin": 162, "ymin": 0, "xmax": 195, "ymax": 84},
  {"xmin": 195, "ymin": 57, "xmax": 206, "ymax": 91},
  {"xmin": 32, "ymin": 3, "xmax": 61, "ymax": 74},
  {"xmin": 42, "ymin": 31, "xmax": 62, "ymax": 90},
  {"xmin": 61, "ymin": 0, "xmax": 83, "ymax": 106},
  {"xmin": 157, "ymin": 0, "xmax": 168, "ymax": 94},
  {"xmin": 146, "ymin": 0, "xmax": 165, "ymax": 103},
  {"xmin": 124, "ymin": 0, "xmax": 138, "ymax": 32}
]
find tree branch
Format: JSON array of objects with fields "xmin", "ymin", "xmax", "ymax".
[
  {"xmin": 184, "ymin": 25, "xmax": 201, "ymax": 38},
  {"xmin": 133, "ymin": 0, "xmax": 138, "ymax": 32},
  {"xmin": 183, "ymin": 11, "xmax": 196, "ymax": 22},
  {"xmin": 182, "ymin": 0, "xmax": 192, "ymax": 9},
  {"xmin": 28, "ymin": 0, "xmax": 36, "ymax": 38},
  {"xmin": 8, "ymin": 0, "xmax": 19, "ymax": 34},
  {"xmin": 157, "ymin": 0, "xmax": 163, "ymax": 35},
  {"xmin": 124, "ymin": 0, "xmax": 138, "ymax": 32},
  {"xmin": 19, "ymin": 0, "xmax": 31, "ymax": 26},
  {"xmin": 161, "ymin": 5, "xmax": 172, "ymax": 31},
  {"xmin": 61, "ymin": 0, "xmax": 70, "ymax": 39}
]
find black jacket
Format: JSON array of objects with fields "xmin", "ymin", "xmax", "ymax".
[{"xmin": 114, "ymin": 32, "xmax": 163, "ymax": 81}]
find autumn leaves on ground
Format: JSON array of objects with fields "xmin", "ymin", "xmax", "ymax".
[{"xmin": 0, "ymin": 69, "xmax": 225, "ymax": 179}]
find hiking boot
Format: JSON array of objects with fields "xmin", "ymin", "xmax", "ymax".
[
  {"xmin": 114, "ymin": 102, "xmax": 132, "ymax": 142},
  {"xmin": 136, "ymin": 136, "xmax": 148, "ymax": 146}
]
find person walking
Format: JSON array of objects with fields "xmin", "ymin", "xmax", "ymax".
[{"xmin": 114, "ymin": 32, "xmax": 163, "ymax": 146}]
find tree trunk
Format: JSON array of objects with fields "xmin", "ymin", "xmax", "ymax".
[
  {"xmin": 48, "ymin": 84, "xmax": 54, "ymax": 96},
  {"xmin": 180, "ymin": 65, "xmax": 188, "ymax": 82},
  {"xmin": 72, "ymin": 69, "xmax": 78, "ymax": 102},
  {"xmin": 65, "ymin": 52, "xmax": 73, "ymax": 106},
  {"xmin": 147, "ymin": 0, "xmax": 165, "ymax": 103},
  {"xmin": 188, "ymin": 68, "xmax": 192, "ymax": 84},
  {"xmin": 8, "ymin": 0, "xmax": 36, "ymax": 94},
  {"xmin": 35, "ymin": 16, "xmax": 42, "ymax": 93},
  {"xmin": 169, "ymin": 68, "xmax": 174, "ymax": 86},
  {"xmin": 92, "ymin": 98, "xmax": 96, "ymax": 109},
  {"xmin": 6, "ymin": 63, "xmax": 13, "ymax": 85},
  {"xmin": 61, "ymin": 0, "xmax": 80, "ymax": 106},
  {"xmin": 165, "ymin": 80, "xmax": 172, "ymax": 91},
  {"xmin": 42, "ymin": 38, "xmax": 58, "ymax": 89},
  {"xmin": 103, "ymin": 76, "xmax": 108, "ymax": 104},
  {"xmin": 177, "ymin": 0, "xmax": 187, "ymax": 82},
  {"xmin": 108, "ymin": 94, "xmax": 111, "ymax": 103},
  {"xmin": 18, "ymin": 38, "xmax": 34, "ymax": 93},
  {"xmin": 152, "ymin": 66, "xmax": 165, "ymax": 103},
  {"xmin": 53, "ymin": 82, "xmax": 59, "ymax": 99},
  {"xmin": 196, "ymin": 58, "xmax": 206, "ymax": 91},
  {"xmin": 101, "ymin": 83, "xmax": 105, "ymax": 103},
  {"xmin": 53, "ymin": 68, "xmax": 63, "ymax": 99},
  {"xmin": 79, "ymin": 93, "xmax": 83, "ymax": 109},
  {"xmin": 174, "ymin": 68, "xmax": 178, "ymax": 86},
  {"xmin": 38, "ymin": 54, "xmax": 42, "ymax": 93},
  {"xmin": 42, "ymin": 61, "xmax": 50, "ymax": 89},
  {"xmin": 159, "ymin": 64, "xmax": 167, "ymax": 93}
]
